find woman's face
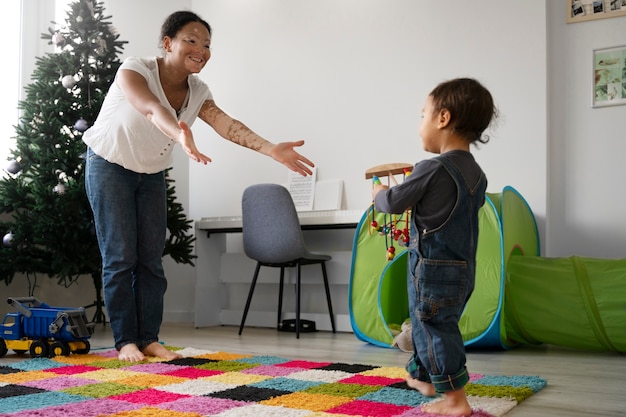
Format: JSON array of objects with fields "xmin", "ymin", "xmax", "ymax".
[{"xmin": 165, "ymin": 22, "xmax": 212, "ymax": 73}]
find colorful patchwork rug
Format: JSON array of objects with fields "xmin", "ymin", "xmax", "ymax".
[{"xmin": 0, "ymin": 347, "xmax": 546, "ymax": 417}]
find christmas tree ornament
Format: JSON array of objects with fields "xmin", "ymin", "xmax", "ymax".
[
  {"xmin": 53, "ymin": 183, "xmax": 66, "ymax": 194},
  {"xmin": 2, "ymin": 232, "xmax": 14, "ymax": 247},
  {"xmin": 61, "ymin": 75, "xmax": 77, "ymax": 89},
  {"xmin": 85, "ymin": 0, "xmax": 96, "ymax": 17},
  {"xmin": 55, "ymin": 169, "xmax": 68, "ymax": 182},
  {"xmin": 6, "ymin": 160, "xmax": 21, "ymax": 175},
  {"xmin": 52, "ymin": 32, "xmax": 66, "ymax": 47},
  {"xmin": 74, "ymin": 118, "xmax": 89, "ymax": 132},
  {"xmin": 94, "ymin": 36, "xmax": 108, "ymax": 55}
]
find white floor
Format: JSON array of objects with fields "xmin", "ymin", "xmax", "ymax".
[{"xmin": 1, "ymin": 323, "xmax": 625, "ymax": 417}]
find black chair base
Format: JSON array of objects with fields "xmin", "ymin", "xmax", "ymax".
[
  {"xmin": 238, "ymin": 260, "xmax": 336, "ymax": 338},
  {"xmin": 278, "ymin": 319, "xmax": 317, "ymax": 333}
]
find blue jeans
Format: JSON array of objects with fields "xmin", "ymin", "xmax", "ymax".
[
  {"xmin": 85, "ymin": 148, "xmax": 168, "ymax": 351},
  {"xmin": 406, "ymin": 255, "xmax": 473, "ymax": 393}
]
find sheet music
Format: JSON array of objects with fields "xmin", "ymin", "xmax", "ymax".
[{"xmin": 288, "ymin": 167, "xmax": 316, "ymax": 211}]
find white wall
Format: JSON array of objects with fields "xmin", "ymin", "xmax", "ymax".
[
  {"xmin": 546, "ymin": 2, "xmax": 626, "ymax": 258},
  {"xmin": 183, "ymin": 0, "xmax": 548, "ymax": 326},
  {"xmin": 188, "ymin": 0, "xmax": 548, "ymax": 237}
]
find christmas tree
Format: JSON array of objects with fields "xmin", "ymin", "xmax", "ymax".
[{"xmin": 0, "ymin": 0, "xmax": 195, "ymax": 322}]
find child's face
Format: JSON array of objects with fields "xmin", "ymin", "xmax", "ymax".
[{"xmin": 419, "ymin": 95, "xmax": 440, "ymax": 153}]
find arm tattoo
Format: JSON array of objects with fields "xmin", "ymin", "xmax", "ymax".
[
  {"xmin": 201, "ymin": 101, "xmax": 267, "ymax": 151},
  {"xmin": 227, "ymin": 120, "xmax": 265, "ymax": 151}
]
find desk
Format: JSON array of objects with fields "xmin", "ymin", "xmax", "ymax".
[
  {"xmin": 194, "ymin": 210, "xmax": 363, "ymax": 329},
  {"xmin": 196, "ymin": 210, "xmax": 364, "ymax": 234}
]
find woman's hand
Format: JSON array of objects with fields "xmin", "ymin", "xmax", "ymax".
[
  {"xmin": 267, "ymin": 140, "xmax": 315, "ymax": 176},
  {"xmin": 177, "ymin": 121, "xmax": 212, "ymax": 164},
  {"xmin": 198, "ymin": 100, "xmax": 315, "ymax": 175}
]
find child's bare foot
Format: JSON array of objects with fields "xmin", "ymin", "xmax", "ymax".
[
  {"xmin": 421, "ymin": 388, "xmax": 472, "ymax": 417},
  {"xmin": 141, "ymin": 342, "xmax": 183, "ymax": 360},
  {"xmin": 405, "ymin": 375, "xmax": 437, "ymax": 397},
  {"xmin": 118, "ymin": 344, "xmax": 146, "ymax": 362}
]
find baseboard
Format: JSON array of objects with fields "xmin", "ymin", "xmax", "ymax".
[{"xmin": 219, "ymin": 310, "xmax": 353, "ymax": 332}]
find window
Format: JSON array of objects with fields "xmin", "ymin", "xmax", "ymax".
[
  {"xmin": 2, "ymin": 1, "xmax": 21, "ymax": 165},
  {"xmin": 2, "ymin": 0, "xmax": 69, "ymax": 166}
]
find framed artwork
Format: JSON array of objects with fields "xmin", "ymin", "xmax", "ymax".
[
  {"xmin": 592, "ymin": 45, "xmax": 626, "ymax": 108},
  {"xmin": 567, "ymin": 0, "xmax": 626, "ymax": 23}
]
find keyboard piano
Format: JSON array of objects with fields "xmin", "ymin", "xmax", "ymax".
[{"xmin": 196, "ymin": 209, "xmax": 365, "ymax": 234}]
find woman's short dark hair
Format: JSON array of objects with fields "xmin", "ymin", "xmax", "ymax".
[
  {"xmin": 429, "ymin": 78, "xmax": 498, "ymax": 144},
  {"xmin": 159, "ymin": 11, "xmax": 212, "ymax": 48}
]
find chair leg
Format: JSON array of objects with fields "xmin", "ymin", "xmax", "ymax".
[
  {"xmin": 277, "ymin": 267, "xmax": 285, "ymax": 329},
  {"xmin": 321, "ymin": 261, "xmax": 336, "ymax": 333},
  {"xmin": 296, "ymin": 261, "xmax": 301, "ymax": 339},
  {"xmin": 239, "ymin": 262, "xmax": 262, "ymax": 335}
]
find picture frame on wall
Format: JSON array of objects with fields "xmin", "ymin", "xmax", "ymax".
[
  {"xmin": 567, "ymin": 0, "xmax": 626, "ymax": 22},
  {"xmin": 592, "ymin": 45, "xmax": 626, "ymax": 108},
  {"xmin": 572, "ymin": 1, "xmax": 586, "ymax": 17},
  {"xmin": 592, "ymin": 0, "xmax": 604, "ymax": 13}
]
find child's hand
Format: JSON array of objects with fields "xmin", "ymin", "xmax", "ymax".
[{"xmin": 372, "ymin": 183, "xmax": 389, "ymax": 200}]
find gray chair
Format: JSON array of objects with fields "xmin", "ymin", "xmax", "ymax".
[{"xmin": 238, "ymin": 183, "xmax": 336, "ymax": 338}]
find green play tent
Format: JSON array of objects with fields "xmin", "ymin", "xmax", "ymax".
[
  {"xmin": 349, "ymin": 186, "xmax": 540, "ymax": 349},
  {"xmin": 504, "ymin": 255, "xmax": 626, "ymax": 352}
]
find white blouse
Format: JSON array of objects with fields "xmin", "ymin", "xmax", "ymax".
[{"xmin": 83, "ymin": 56, "xmax": 213, "ymax": 174}]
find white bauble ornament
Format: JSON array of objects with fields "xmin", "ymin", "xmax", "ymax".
[
  {"xmin": 2, "ymin": 232, "xmax": 14, "ymax": 247},
  {"xmin": 62, "ymin": 75, "xmax": 76, "ymax": 89},
  {"xmin": 53, "ymin": 183, "xmax": 66, "ymax": 194},
  {"xmin": 52, "ymin": 32, "xmax": 65, "ymax": 46},
  {"xmin": 6, "ymin": 160, "xmax": 21, "ymax": 174},
  {"xmin": 74, "ymin": 118, "xmax": 89, "ymax": 132}
]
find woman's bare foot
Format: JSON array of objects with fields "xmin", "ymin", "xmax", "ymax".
[
  {"xmin": 141, "ymin": 342, "xmax": 183, "ymax": 360},
  {"xmin": 405, "ymin": 375, "xmax": 437, "ymax": 397},
  {"xmin": 118, "ymin": 344, "xmax": 146, "ymax": 362},
  {"xmin": 421, "ymin": 388, "xmax": 472, "ymax": 417}
]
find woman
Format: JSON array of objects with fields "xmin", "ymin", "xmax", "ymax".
[{"xmin": 84, "ymin": 10, "xmax": 314, "ymax": 362}]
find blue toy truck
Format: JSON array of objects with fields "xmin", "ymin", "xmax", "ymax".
[{"xmin": 0, "ymin": 297, "xmax": 95, "ymax": 358}]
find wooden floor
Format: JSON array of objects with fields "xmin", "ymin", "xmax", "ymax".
[{"xmin": 2, "ymin": 323, "xmax": 624, "ymax": 416}]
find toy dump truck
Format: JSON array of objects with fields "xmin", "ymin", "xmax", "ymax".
[{"xmin": 0, "ymin": 297, "xmax": 95, "ymax": 358}]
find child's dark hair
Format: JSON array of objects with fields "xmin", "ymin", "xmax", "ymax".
[
  {"xmin": 159, "ymin": 11, "xmax": 212, "ymax": 48},
  {"xmin": 429, "ymin": 78, "xmax": 497, "ymax": 144}
]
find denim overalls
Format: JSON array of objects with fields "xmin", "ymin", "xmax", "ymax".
[{"xmin": 406, "ymin": 155, "xmax": 486, "ymax": 393}]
